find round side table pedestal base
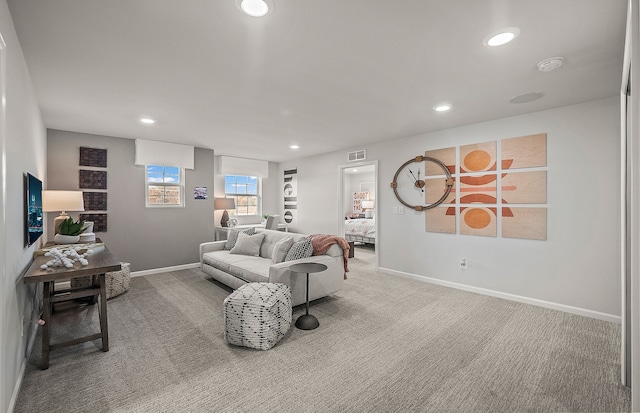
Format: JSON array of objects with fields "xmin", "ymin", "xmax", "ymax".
[{"xmin": 295, "ymin": 314, "xmax": 319, "ymax": 330}]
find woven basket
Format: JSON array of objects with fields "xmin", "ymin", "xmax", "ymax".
[
  {"xmin": 105, "ymin": 262, "xmax": 130, "ymax": 299},
  {"xmin": 70, "ymin": 262, "xmax": 131, "ymax": 299}
]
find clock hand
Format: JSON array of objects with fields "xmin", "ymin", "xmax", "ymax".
[
  {"xmin": 417, "ymin": 168, "xmax": 424, "ymax": 193},
  {"xmin": 409, "ymin": 168, "xmax": 425, "ymax": 193},
  {"xmin": 405, "ymin": 171, "xmax": 423, "ymax": 200},
  {"xmin": 408, "ymin": 168, "xmax": 419, "ymax": 183},
  {"xmin": 407, "ymin": 169, "xmax": 424, "ymax": 193},
  {"xmin": 405, "ymin": 170, "xmax": 416, "ymax": 183}
]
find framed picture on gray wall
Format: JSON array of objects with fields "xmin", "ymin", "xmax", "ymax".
[
  {"xmin": 79, "ymin": 170, "xmax": 107, "ymax": 189},
  {"xmin": 79, "ymin": 147, "xmax": 107, "ymax": 168}
]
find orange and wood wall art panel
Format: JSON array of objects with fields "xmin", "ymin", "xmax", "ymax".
[{"xmin": 425, "ymin": 133, "xmax": 547, "ymax": 240}]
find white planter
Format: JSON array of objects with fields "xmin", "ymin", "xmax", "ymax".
[
  {"xmin": 54, "ymin": 234, "xmax": 80, "ymax": 244},
  {"xmin": 82, "ymin": 221, "xmax": 94, "ymax": 233}
]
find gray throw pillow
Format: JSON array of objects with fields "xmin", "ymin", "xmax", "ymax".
[
  {"xmin": 284, "ymin": 239, "xmax": 313, "ymax": 262},
  {"xmin": 224, "ymin": 227, "xmax": 256, "ymax": 250},
  {"xmin": 271, "ymin": 236, "xmax": 294, "ymax": 264},
  {"xmin": 230, "ymin": 232, "xmax": 266, "ymax": 256}
]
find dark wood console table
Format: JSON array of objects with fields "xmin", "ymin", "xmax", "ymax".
[{"xmin": 23, "ymin": 242, "xmax": 121, "ymax": 369}]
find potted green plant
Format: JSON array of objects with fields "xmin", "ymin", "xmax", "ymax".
[{"xmin": 54, "ymin": 217, "xmax": 85, "ymax": 244}]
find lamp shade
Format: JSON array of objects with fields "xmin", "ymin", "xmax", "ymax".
[
  {"xmin": 362, "ymin": 200, "xmax": 374, "ymax": 209},
  {"xmin": 215, "ymin": 197, "xmax": 235, "ymax": 210},
  {"xmin": 42, "ymin": 191, "xmax": 85, "ymax": 213}
]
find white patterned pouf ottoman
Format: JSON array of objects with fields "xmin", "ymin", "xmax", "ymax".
[{"xmin": 223, "ymin": 282, "xmax": 292, "ymax": 350}]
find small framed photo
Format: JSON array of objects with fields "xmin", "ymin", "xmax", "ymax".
[{"xmin": 194, "ymin": 187, "xmax": 208, "ymax": 200}]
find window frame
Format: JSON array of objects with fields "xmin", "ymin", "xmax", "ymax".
[
  {"xmin": 224, "ymin": 174, "xmax": 261, "ymax": 216},
  {"xmin": 145, "ymin": 165, "xmax": 185, "ymax": 208}
]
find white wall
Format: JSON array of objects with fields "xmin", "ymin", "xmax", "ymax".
[
  {"xmin": 0, "ymin": 0, "xmax": 47, "ymax": 411},
  {"xmin": 280, "ymin": 97, "xmax": 621, "ymax": 319}
]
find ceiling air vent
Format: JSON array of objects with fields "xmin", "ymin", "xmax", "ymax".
[{"xmin": 348, "ymin": 150, "xmax": 366, "ymax": 162}]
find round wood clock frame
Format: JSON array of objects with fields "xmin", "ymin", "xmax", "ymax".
[{"xmin": 390, "ymin": 155, "xmax": 455, "ymax": 211}]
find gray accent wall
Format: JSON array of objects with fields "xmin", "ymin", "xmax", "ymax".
[
  {"xmin": 1, "ymin": 1, "xmax": 47, "ymax": 410},
  {"xmin": 47, "ymin": 130, "xmax": 215, "ymax": 271},
  {"xmin": 279, "ymin": 97, "xmax": 621, "ymax": 319}
]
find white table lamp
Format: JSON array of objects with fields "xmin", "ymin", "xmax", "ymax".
[
  {"xmin": 362, "ymin": 200, "xmax": 375, "ymax": 218},
  {"xmin": 42, "ymin": 190, "xmax": 85, "ymax": 234}
]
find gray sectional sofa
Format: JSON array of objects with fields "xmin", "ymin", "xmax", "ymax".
[{"xmin": 199, "ymin": 229, "xmax": 346, "ymax": 306}]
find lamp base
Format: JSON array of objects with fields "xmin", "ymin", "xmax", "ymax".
[
  {"xmin": 53, "ymin": 213, "xmax": 70, "ymax": 234},
  {"xmin": 220, "ymin": 210, "xmax": 230, "ymax": 227}
]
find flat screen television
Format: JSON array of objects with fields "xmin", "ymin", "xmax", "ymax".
[{"xmin": 25, "ymin": 173, "xmax": 43, "ymax": 246}]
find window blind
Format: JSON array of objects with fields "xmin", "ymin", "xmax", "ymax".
[
  {"xmin": 219, "ymin": 156, "xmax": 269, "ymax": 178},
  {"xmin": 135, "ymin": 139, "xmax": 194, "ymax": 169}
]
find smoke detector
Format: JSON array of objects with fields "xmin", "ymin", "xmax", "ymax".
[
  {"xmin": 510, "ymin": 93, "xmax": 543, "ymax": 104},
  {"xmin": 537, "ymin": 57, "xmax": 564, "ymax": 72}
]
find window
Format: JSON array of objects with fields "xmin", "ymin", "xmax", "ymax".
[
  {"xmin": 146, "ymin": 165, "xmax": 184, "ymax": 207},
  {"xmin": 225, "ymin": 175, "xmax": 259, "ymax": 215}
]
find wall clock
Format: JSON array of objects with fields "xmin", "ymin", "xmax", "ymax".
[{"xmin": 390, "ymin": 155, "xmax": 454, "ymax": 211}]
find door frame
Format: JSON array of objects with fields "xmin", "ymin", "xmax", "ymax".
[{"xmin": 337, "ymin": 160, "xmax": 379, "ymax": 269}]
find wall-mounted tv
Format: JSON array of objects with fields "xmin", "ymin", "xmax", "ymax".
[{"xmin": 25, "ymin": 173, "xmax": 43, "ymax": 246}]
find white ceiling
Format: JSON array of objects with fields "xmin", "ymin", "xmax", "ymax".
[{"xmin": 7, "ymin": 0, "xmax": 627, "ymax": 162}]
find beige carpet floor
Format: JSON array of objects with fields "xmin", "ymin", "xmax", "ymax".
[{"xmin": 14, "ymin": 247, "xmax": 631, "ymax": 412}]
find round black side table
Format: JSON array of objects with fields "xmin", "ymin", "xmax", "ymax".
[{"xmin": 289, "ymin": 262, "xmax": 327, "ymax": 330}]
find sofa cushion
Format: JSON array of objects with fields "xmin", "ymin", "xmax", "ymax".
[
  {"xmin": 258, "ymin": 229, "xmax": 306, "ymax": 258},
  {"xmin": 271, "ymin": 236, "xmax": 294, "ymax": 264},
  {"xmin": 203, "ymin": 250, "xmax": 271, "ymax": 283},
  {"xmin": 230, "ymin": 232, "xmax": 266, "ymax": 256},
  {"xmin": 285, "ymin": 239, "xmax": 313, "ymax": 261},
  {"xmin": 225, "ymin": 227, "xmax": 256, "ymax": 250}
]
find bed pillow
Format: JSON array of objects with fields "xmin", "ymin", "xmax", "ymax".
[
  {"xmin": 271, "ymin": 236, "xmax": 294, "ymax": 264},
  {"xmin": 284, "ymin": 239, "xmax": 313, "ymax": 262},
  {"xmin": 230, "ymin": 232, "xmax": 266, "ymax": 256},
  {"xmin": 224, "ymin": 227, "xmax": 256, "ymax": 250}
]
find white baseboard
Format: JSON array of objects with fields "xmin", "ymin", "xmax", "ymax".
[
  {"xmin": 379, "ymin": 267, "xmax": 621, "ymax": 324},
  {"xmin": 10, "ymin": 313, "xmax": 40, "ymax": 413},
  {"xmin": 8, "ymin": 358, "xmax": 27, "ymax": 413},
  {"xmin": 130, "ymin": 262, "xmax": 200, "ymax": 278}
]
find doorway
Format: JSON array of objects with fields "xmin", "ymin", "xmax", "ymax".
[{"xmin": 338, "ymin": 160, "xmax": 378, "ymax": 269}]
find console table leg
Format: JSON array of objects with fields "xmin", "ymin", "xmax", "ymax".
[
  {"xmin": 41, "ymin": 281, "xmax": 52, "ymax": 370},
  {"xmin": 98, "ymin": 274, "xmax": 109, "ymax": 352}
]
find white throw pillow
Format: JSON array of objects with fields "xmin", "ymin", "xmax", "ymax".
[
  {"xmin": 224, "ymin": 227, "xmax": 255, "ymax": 250},
  {"xmin": 271, "ymin": 236, "xmax": 294, "ymax": 264},
  {"xmin": 230, "ymin": 232, "xmax": 266, "ymax": 256}
]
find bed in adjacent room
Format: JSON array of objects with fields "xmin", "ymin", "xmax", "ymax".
[{"xmin": 344, "ymin": 217, "xmax": 375, "ymax": 246}]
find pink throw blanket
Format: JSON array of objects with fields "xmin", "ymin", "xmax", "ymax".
[{"xmin": 307, "ymin": 234, "xmax": 350, "ymax": 279}]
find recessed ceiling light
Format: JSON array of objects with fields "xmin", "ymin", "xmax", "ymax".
[
  {"xmin": 510, "ymin": 93, "xmax": 543, "ymax": 104},
  {"xmin": 289, "ymin": 145, "xmax": 299, "ymax": 149},
  {"xmin": 140, "ymin": 117, "xmax": 156, "ymax": 124},
  {"xmin": 352, "ymin": 169, "xmax": 358, "ymax": 173},
  {"xmin": 236, "ymin": 0, "xmax": 273, "ymax": 17},
  {"xmin": 433, "ymin": 104, "xmax": 452, "ymax": 112},
  {"xmin": 483, "ymin": 27, "xmax": 520, "ymax": 47}
]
